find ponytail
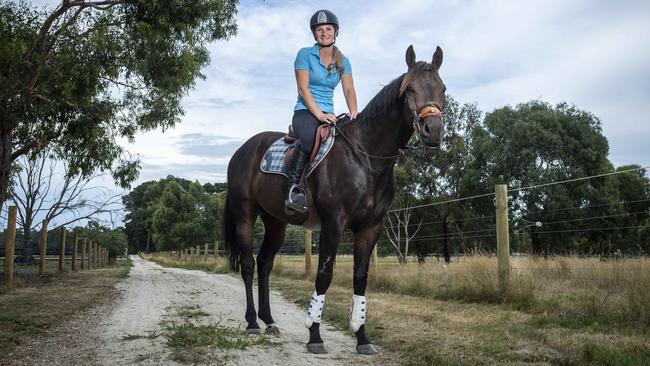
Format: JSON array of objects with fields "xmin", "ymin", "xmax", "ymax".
[{"xmin": 328, "ymin": 46, "xmax": 345, "ymax": 75}]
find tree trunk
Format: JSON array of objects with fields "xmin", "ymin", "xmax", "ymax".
[
  {"xmin": 0, "ymin": 129, "xmax": 12, "ymax": 217},
  {"xmin": 530, "ymin": 231, "xmax": 543, "ymax": 256}
]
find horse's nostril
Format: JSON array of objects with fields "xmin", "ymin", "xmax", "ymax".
[{"xmin": 424, "ymin": 124, "xmax": 430, "ymax": 135}]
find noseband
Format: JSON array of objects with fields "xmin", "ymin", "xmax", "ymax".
[{"xmin": 405, "ymin": 95, "xmax": 443, "ymax": 147}]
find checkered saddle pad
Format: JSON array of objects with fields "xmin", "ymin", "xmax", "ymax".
[{"xmin": 260, "ymin": 128, "xmax": 335, "ymax": 178}]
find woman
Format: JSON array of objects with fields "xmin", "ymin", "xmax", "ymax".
[{"xmin": 286, "ymin": 9, "xmax": 358, "ymax": 213}]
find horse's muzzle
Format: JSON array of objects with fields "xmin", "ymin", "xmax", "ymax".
[{"xmin": 419, "ymin": 116, "xmax": 443, "ymax": 149}]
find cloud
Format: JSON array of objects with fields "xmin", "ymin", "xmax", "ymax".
[
  {"xmin": 114, "ymin": 0, "xmax": 650, "ymax": 183},
  {"xmin": 175, "ymin": 133, "xmax": 244, "ymax": 158}
]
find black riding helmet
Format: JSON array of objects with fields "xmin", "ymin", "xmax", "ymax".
[{"xmin": 310, "ymin": 9, "xmax": 339, "ymax": 34}]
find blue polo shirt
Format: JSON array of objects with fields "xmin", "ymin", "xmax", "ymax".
[{"xmin": 294, "ymin": 43, "xmax": 352, "ymax": 113}]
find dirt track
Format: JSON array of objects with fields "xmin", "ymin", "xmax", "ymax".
[{"xmin": 10, "ymin": 256, "xmax": 379, "ymax": 365}]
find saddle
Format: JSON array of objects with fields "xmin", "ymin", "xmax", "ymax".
[
  {"xmin": 260, "ymin": 123, "xmax": 336, "ymax": 179},
  {"xmin": 283, "ymin": 123, "xmax": 332, "ymax": 165}
]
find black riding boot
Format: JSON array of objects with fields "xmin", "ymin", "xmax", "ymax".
[{"xmin": 285, "ymin": 147, "xmax": 309, "ymax": 213}]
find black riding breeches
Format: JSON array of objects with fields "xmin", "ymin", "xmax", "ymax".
[{"xmin": 291, "ymin": 109, "xmax": 323, "ymax": 154}]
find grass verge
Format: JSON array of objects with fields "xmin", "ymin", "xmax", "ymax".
[{"xmin": 0, "ymin": 262, "xmax": 131, "ymax": 360}]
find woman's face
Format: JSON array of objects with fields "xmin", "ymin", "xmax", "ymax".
[{"xmin": 313, "ymin": 24, "xmax": 336, "ymax": 46}]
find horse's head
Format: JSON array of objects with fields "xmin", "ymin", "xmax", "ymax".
[{"xmin": 400, "ymin": 45, "xmax": 446, "ymax": 149}]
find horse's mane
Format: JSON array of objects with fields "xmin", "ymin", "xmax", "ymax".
[{"xmin": 355, "ymin": 62, "xmax": 431, "ymax": 125}]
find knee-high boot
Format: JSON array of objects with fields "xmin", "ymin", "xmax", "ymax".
[{"xmin": 285, "ymin": 147, "xmax": 309, "ymax": 213}]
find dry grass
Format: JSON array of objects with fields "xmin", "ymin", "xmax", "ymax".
[
  {"xmin": 270, "ymin": 254, "xmax": 650, "ymax": 365},
  {"xmin": 144, "ymin": 254, "xmax": 230, "ymax": 274},
  {"xmin": 146, "ymin": 252, "xmax": 650, "ymax": 364},
  {"xmin": 273, "ymin": 254, "xmax": 650, "ymax": 328}
]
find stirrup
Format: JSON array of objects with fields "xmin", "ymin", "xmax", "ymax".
[{"xmin": 285, "ymin": 184, "xmax": 307, "ymax": 213}]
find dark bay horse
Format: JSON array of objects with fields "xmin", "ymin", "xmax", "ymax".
[{"xmin": 224, "ymin": 45, "xmax": 445, "ymax": 354}]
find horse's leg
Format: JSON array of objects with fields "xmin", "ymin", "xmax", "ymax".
[
  {"xmin": 305, "ymin": 218, "xmax": 343, "ymax": 354},
  {"xmin": 235, "ymin": 204, "xmax": 260, "ymax": 334},
  {"xmin": 256, "ymin": 215, "xmax": 286, "ymax": 333},
  {"xmin": 350, "ymin": 222, "xmax": 383, "ymax": 355}
]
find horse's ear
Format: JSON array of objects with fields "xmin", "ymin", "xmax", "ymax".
[
  {"xmin": 432, "ymin": 46, "xmax": 443, "ymax": 69},
  {"xmin": 406, "ymin": 45, "xmax": 416, "ymax": 69}
]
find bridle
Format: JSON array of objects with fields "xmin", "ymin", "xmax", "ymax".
[
  {"xmin": 333, "ymin": 95, "xmax": 444, "ymax": 160},
  {"xmin": 404, "ymin": 93, "xmax": 444, "ymax": 150}
]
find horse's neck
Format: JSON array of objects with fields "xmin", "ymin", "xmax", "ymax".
[{"xmin": 346, "ymin": 97, "xmax": 412, "ymax": 165}]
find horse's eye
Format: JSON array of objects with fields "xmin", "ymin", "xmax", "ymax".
[{"xmin": 406, "ymin": 86, "xmax": 415, "ymax": 94}]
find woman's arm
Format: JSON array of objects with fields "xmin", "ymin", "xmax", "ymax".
[
  {"xmin": 295, "ymin": 70, "xmax": 338, "ymax": 124},
  {"xmin": 341, "ymin": 74, "xmax": 358, "ymax": 120}
]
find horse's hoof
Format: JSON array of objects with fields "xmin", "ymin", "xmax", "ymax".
[
  {"xmin": 356, "ymin": 343, "xmax": 379, "ymax": 355},
  {"xmin": 266, "ymin": 323, "xmax": 280, "ymax": 334},
  {"xmin": 246, "ymin": 327, "xmax": 262, "ymax": 335},
  {"xmin": 306, "ymin": 343, "xmax": 327, "ymax": 354}
]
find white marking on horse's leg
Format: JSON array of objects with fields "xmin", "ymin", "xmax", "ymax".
[
  {"xmin": 305, "ymin": 290, "xmax": 326, "ymax": 328},
  {"xmin": 349, "ymin": 294, "xmax": 366, "ymax": 333}
]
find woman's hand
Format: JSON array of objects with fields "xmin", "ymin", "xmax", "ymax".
[
  {"xmin": 347, "ymin": 111, "xmax": 358, "ymax": 120},
  {"xmin": 317, "ymin": 112, "xmax": 338, "ymax": 124}
]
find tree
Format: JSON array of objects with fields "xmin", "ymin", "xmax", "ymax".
[
  {"xmin": 152, "ymin": 180, "xmax": 216, "ymax": 251},
  {"xmin": 11, "ymin": 150, "xmax": 122, "ymax": 261},
  {"xmin": 123, "ymin": 176, "xmax": 221, "ymax": 253},
  {"xmin": 472, "ymin": 101, "xmax": 615, "ymax": 255},
  {"xmin": 385, "ymin": 194, "xmax": 423, "ymax": 264},
  {"xmin": 396, "ymin": 97, "xmax": 485, "ymax": 260},
  {"xmin": 0, "ymin": 0, "xmax": 238, "ymax": 210},
  {"xmin": 75, "ymin": 221, "xmax": 127, "ymax": 259}
]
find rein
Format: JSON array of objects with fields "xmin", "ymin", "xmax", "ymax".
[{"xmin": 333, "ymin": 114, "xmax": 402, "ymax": 160}]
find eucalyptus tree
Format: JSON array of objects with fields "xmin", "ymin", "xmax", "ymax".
[
  {"xmin": 471, "ymin": 101, "xmax": 615, "ymax": 255},
  {"xmin": 0, "ymin": 0, "xmax": 238, "ymax": 210}
]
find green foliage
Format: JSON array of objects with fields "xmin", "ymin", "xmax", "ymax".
[
  {"xmin": 394, "ymin": 99, "xmax": 650, "ymax": 257},
  {"xmin": 73, "ymin": 221, "xmax": 128, "ymax": 258},
  {"xmin": 123, "ymin": 176, "xmax": 224, "ymax": 252},
  {"xmin": 0, "ymin": 0, "xmax": 238, "ymax": 204}
]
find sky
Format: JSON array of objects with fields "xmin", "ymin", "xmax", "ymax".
[
  {"xmin": 124, "ymin": 0, "xmax": 650, "ymax": 185},
  {"xmin": 24, "ymin": 0, "xmax": 650, "ymax": 227}
]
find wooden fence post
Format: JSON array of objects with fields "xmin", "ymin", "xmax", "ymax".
[
  {"xmin": 304, "ymin": 229, "xmax": 312, "ymax": 276},
  {"xmin": 38, "ymin": 220, "xmax": 49, "ymax": 275},
  {"xmin": 87, "ymin": 240, "xmax": 93, "ymax": 269},
  {"xmin": 81, "ymin": 239, "xmax": 86, "ymax": 270},
  {"xmin": 496, "ymin": 184, "xmax": 511, "ymax": 294},
  {"xmin": 204, "ymin": 243, "xmax": 209, "ymax": 262},
  {"xmin": 58, "ymin": 226, "xmax": 67, "ymax": 272},
  {"xmin": 3, "ymin": 206, "xmax": 17, "ymax": 289},
  {"xmin": 93, "ymin": 242, "xmax": 98, "ymax": 269},
  {"xmin": 214, "ymin": 241, "xmax": 219, "ymax": 260},
  {"xmin": 72, "ymin": 232, "xmax": 78, "ymax": 271}
]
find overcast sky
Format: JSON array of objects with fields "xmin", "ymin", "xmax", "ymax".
[
  {"xmin": 27, "ymin": 0, "xmax": 650, "ymax": 228},
  {"xmin": 120, "ymin": 0, "xmax": 650, "ymax": 185}
]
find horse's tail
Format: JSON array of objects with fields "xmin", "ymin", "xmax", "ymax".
[{"xmin": 223, "ymin": 191, "xmax": 240, "ymax": 272}]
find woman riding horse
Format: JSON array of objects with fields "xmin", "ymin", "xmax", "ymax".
[
  {"xmin": 286, "ymin": 9, "xmax": 358, "ymax": 213},
  {"xmin": 225, "ymin": 29, "xmax": 445, "ymax": 355}
]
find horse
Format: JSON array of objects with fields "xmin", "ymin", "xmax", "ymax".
[{"xmin": 224, "ymin": 45, "xmax": 446, "ymax": 354}]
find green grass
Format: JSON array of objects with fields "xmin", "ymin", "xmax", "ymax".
[
  {"xmin": 176, "ymin": 305, "xmax": 210, "ymax": 319},
  {"xmin": 164, "ymin": 321, "xmax": 270, "ymax": 350}
]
